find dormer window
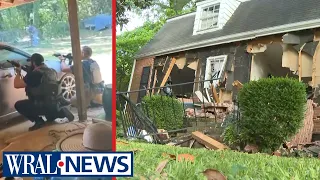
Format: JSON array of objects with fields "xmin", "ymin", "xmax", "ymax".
[
  {"xmin": 199, "ymin": 4, "xmax": 220, "ymax": 31},
  {"xmin": 193, "ymin": 0, "xmax": 241, "ymax": 35}
]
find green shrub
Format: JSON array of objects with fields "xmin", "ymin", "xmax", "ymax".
[
  {"xmin": 142, "ymin": 95, "xmax": 184, "ymax": 131},
  {"xmin": 237, "ymin": 77, "xmax": 306, "ymax": 151},
  {"xmin": 222, "ymin": 123, "xmax": 240, "ymax": 146}
]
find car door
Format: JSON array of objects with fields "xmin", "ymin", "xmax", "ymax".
[{"xmin": 0, "ymin": 48, "xmax": 28, "ymax": 120}]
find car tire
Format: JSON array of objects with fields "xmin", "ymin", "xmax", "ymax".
[{"xmin": 59, "ymin": 73, "xmax": 76, "ymax": 105}]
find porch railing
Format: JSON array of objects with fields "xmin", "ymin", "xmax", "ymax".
[{"xmin": 116, "ymin": 79, "xmax": 238, "ymax": 143}]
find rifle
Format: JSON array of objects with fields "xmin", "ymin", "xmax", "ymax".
[
  {"xmin": 53, "ymin": 53, "xmax": 73, "ymax": 65},
  {"xmin": 6, "ymin": 60, "xmax": 32, "ymax": 73}
]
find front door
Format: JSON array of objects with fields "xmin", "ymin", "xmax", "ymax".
[{"xmin": 0, "ymin": 48, "xmax": 28, "ymax": 120}]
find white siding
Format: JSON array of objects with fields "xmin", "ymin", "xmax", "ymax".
[{"xmin": 219, "ymin": 0, "xmax": 241, "ymax": 27}]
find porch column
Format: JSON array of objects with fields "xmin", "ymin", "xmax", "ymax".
[{"xmin": 67, "ymin": 0, "xmax": 87, "ymax": 121}]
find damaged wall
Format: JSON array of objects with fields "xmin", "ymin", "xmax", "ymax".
[
  {"xmin": 195, "ymin": 43, "xmax": 251, "ymax": 101},
  {"xmin": 250, "ymin": 53, "xmax": 271, "ymax": 80},
  {"xmin": 282, "ymin": 44, "xmax": 299, "ymax": 72},
  {"xmin": 250, "ymin": 43, "xmax": 296, "ymax": 80},
  {"xmin": 282, "ymin": 43, "xmax": 315, "ymax": 79},
  {"xmin": 249, "ymin": 40, "xmax": 318, "ymax": 84},
  {"xmin": 231, "ymin": 44, "xmax": 252, "ymax": 99},
  {"xmin": 139, "ymin": 43, "xmax": 251, "ymax": 102},
  {"xmin": 151, "ymin": 64, "xmax": 195, "ymax": 96},
  {"xmin": 170, "ymin": 65, "xmax": 195, "ymax": 95}
]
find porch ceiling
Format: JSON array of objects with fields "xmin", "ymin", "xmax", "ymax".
[{"xmin": 0, "ymin": 0, "xmax": 35, "ymax": 10}]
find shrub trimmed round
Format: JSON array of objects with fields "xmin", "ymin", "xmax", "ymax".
[
  {"xmin": 142, "ymin": 95, "xmax": 184, "ymax": 131},
  {"xmin": 238, "ymin": 77, "xmax": 306, "ymax": 151}
]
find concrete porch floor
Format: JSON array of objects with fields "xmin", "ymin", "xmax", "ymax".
[
  {"xmin": 0, "ymin": 120, "xmax": 88, "ymax": 180},
  {"xmin": 0, "ymin": 106, "xmax": 105, "ymax": 152}
]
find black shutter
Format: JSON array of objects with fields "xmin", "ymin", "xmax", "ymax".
[{"xmin": 137, "ymin": 66, "xmax": 151, "ymax": 103}]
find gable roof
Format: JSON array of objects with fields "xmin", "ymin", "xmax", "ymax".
[{"xmin": 136, "ymin": 0, "xmax": 320, "ymax": 59}]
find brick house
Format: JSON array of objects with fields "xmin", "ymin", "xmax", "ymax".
[{"xmin": 128, "ymin": 0, "xmax": 320, "ymax": 105}]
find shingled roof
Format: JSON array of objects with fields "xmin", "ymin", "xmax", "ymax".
[{"xmin": 136, "ymin": 0, "xmax": 320, "ymax": 59}]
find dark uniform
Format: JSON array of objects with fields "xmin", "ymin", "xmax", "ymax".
[{"xmin": 14, "ymin": 54, "xmax": 69, "ymax": 131}]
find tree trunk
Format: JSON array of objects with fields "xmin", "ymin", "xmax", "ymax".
[{"xmin": 33, "ymin": 0, "xmax": 40, "ymax": 27}]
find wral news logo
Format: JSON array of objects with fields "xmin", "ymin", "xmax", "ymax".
[{"xmin": 2, "ymin": 152, "xmax": 133, "ymax": 177}]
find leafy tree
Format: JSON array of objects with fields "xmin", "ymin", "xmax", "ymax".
[
  {"xmin": 154, "ymin": 0, "xmax": 196, "ymax": 17},
  {"xmin": 116, "ymin": 21, "xmax": 164, "ymax": 91},
  {"xmin": 116, "ymin": 0, "xmax": 195, "ymax": 29},
  {"xmin": 0, "ymin": 0, "xmax": 112, "ymax": 40},
  {"xmin": 116, "ymin": 0, "xmax": 153, "ymax": 30}
]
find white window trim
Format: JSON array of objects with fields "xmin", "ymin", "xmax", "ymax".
[
  {"xmin": 198, "ymin": 3, "xmax": 220, "ymax": 31},
  {"xmin": 193, "ymin": 0, "xmax": 222, "ymax": 35},
  {"xmin": 204, "ymin": 55, "xmax": 228, "ymax": 88}
]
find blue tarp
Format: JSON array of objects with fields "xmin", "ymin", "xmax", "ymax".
[{"xmin": 82, "ymin": 14, "xmax": 112, "ymax": 31}]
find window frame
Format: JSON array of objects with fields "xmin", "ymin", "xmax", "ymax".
[
  {"xmin": 198, "ymin": 3, "xmax": 220, "ymax": 31},
  {"xmin": 204, "ymin": 55, "xmax": 228, "ymax": 88}
]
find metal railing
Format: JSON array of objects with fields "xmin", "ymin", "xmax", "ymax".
[{"xmin": 116, "ymin": 79, "xmax": 236, "ymax": 143}]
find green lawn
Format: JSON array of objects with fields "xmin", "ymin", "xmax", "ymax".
[{"xmin": 117, "ymin": 141, "xmax": 320, "ymax": 180}]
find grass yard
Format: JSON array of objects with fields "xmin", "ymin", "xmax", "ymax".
[{"xmin": 117, "ymin": 141, "xmax": 320, "ymax": 180}]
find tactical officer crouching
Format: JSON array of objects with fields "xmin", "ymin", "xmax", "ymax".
[{"xmin": 13, "ymin": 53, "xmax": 73, "ymax": 131}]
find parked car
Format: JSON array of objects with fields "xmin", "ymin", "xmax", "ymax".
[{"xmin": 0, "ymin": 44, "xmax": 76, "ymax": 123}]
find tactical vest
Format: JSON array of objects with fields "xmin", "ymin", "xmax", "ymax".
[
  {"xmin": 28, "ymin": 65, "xmax": 58, "ymax": 102},
  {"xmin": 83, "ymin": 59, "xmax": 104, "ymax": 94},
  {"xmin": 83, "ymin": 59, "xmax": 103, "ymax": 85},
  {"xmin": 36, "ymin": 66, "xmax": 58, "ymax": 83}
]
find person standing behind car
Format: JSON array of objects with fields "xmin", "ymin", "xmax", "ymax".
[
  {"xmin": 26, "ymin": 20, "xmax": 39, "ymax": 47},
  {"xmin": 59, "ymin": 46, "xmax": 104, "ymax": 108}
]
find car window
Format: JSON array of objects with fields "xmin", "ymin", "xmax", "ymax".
[{"xmin": 0, "ymin": 49, "xmax": 29, "ymax": 69}]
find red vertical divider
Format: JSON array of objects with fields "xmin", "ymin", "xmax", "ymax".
[{"xmin": 112, "ymin": 0, "xmax": 117, "ymax": 179}]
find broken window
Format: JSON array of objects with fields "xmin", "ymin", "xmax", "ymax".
[
  {"xmin": 199, "ymin": 3, "xmax": 220, "ymax": 31},
  {"xmin": 204, "ymin": 55, "xmax": 228, "ymax": 88}
]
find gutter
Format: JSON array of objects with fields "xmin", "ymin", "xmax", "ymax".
[{"xmin": 135, "ymin": 18, "xmax": 320, "ymax": 59}]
